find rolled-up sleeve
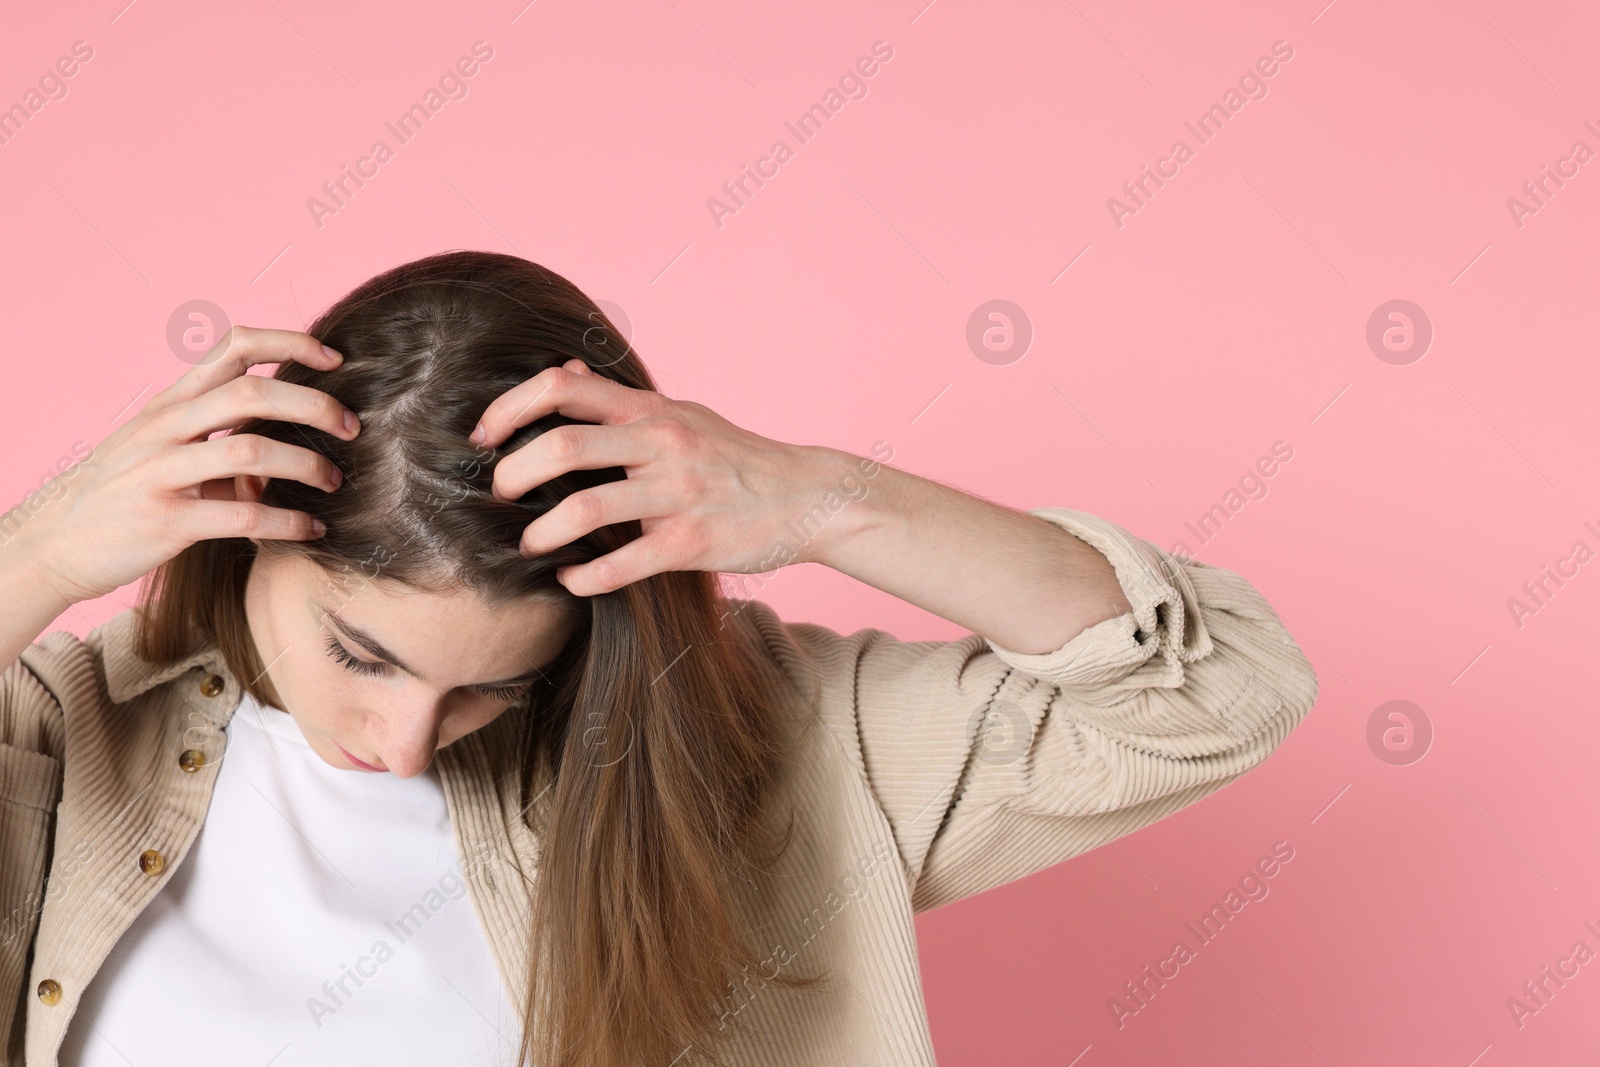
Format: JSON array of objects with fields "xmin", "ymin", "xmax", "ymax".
[{"xmin": 745, "ymin": 506, "xmax": 1320, "ymax": 913}]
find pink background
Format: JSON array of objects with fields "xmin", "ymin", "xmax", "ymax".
[{"xmin": 4, "ymin": 1, "xmax": 1598, "ymax": 1063}]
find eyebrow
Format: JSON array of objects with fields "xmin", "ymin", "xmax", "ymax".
[{"xmin": 322, "ymin": 607, "xmax": 547, "ymax": 688}]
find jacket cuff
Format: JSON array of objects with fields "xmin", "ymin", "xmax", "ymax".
[{"xmin": 981, "ymin": 507, "xmax": 1213, "ymax": 692}]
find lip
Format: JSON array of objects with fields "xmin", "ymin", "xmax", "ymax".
[{"xmin": 334, "ymin": 741, "xmax": 388, "ymax": 773}]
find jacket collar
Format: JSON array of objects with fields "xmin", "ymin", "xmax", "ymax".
[{"xmin": 96, "ymin": 608, "xmax": 228, "ymax": 705}]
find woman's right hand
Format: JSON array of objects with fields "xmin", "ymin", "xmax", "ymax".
[{"xmin": 6, "ymin": 326, "xmax": 359, "ymax": 609}]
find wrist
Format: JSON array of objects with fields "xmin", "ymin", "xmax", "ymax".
[
  {"xmin": 0, "ymin": 537, "xmax": 77, "ymax": 615},
  {"xmin": 790, "ymin": 445, "xmax": 903, "ymax": 570},
  {"xmin": 0, "ymin": 540, "xmax": 78, "ymax": 673}
]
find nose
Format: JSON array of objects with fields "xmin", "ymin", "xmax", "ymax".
[{"xmin": 374, "ymin": 704, "xmax": 445, "ymax": 778}]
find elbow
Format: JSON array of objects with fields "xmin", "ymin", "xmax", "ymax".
[
  {"xmin": 1262, "ymin": 603, "xmax": 1320, "ymax": 731},
  {"xmin": 1221, "ymin": 621, "xmax": 1320, "ymax": 758},
  {"xmin": 1177, "ymin": 593, "xmax": 1320, "ymax": 763},
  {"xmin": 1283, "ymin": 637, "xmax": 1320, "ymax": 726}
]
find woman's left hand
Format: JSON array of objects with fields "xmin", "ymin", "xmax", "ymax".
[{"xmin": 468, "ymin": 359, "xmax": 857, "ymax": 596}]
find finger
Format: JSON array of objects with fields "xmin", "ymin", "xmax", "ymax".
[
  {"xmin": 154, "ymin": 434, "xmax": 345, "ymax": 495},
  {"xmin": 492, "ymin": 421, "xmax": 659, "ymax": 503},
  {"xmin": 518, "ymin": 477, "xmax": 681, "ymax": 557},
  {"xmin": 148, "ymin": 326, "xmax": 343, "ymax": 414},
  {"xmin": 472, "ymin": 365, "xmax": 662, "ymax": 449},
  {"xmin": 182, "ymin": 498, "xmax": 328, "ymax": 543},
  {"xmin": 554, "ymin": 531, "xmax": 680, "ymax": 597},
  {"xmin": 154, "ymin": 374, "xmax": 360, "ymax": 446}
]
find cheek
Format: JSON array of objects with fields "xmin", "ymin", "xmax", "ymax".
[{"xmin": 278, "ymin": 650, "xmax": 365, "ymax": 726}]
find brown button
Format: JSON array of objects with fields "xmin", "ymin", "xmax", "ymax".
[
  {"xmin": 178, "ymin": 749, "xmax": 206, "ymax": 773},
  {"xmin": 36, "ymin": 979, "xmax": 61, "ymax": 1005},
  {"xmin": 138, "ymin": 849, "xmax": 165, "ymax": 876},
  {"xmin": 199, "ymin": 674, "xmax": 225, "ymax": 697}
]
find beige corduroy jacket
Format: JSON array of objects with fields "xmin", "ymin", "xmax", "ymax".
[{"xmin": 0, "ymin": 507, "xmax": 1318, "ymax": 1066}]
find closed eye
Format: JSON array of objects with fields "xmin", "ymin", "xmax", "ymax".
[{"xmin": 321, "ymin": 633, "xmax": 533, "ymax": 704}]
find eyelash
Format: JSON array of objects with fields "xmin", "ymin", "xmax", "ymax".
[{"xmin": 322, "ymin": 633, "xmax": 533, "ymax": 703}]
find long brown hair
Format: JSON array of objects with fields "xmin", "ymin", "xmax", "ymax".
[{"xmin": 134, "ymin": 250, "xmax": 812, "ymax": 1065}]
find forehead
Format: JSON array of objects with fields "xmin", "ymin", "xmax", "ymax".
[{"xmin": 275, "ymin": 551, "xmax": 576, "ymax": 648}]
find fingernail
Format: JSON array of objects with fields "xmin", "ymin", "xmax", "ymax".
[
  {"xmin": 344, "ymin": 411, "xmax": 360, "ymax": 436},
  {"xmin": 470, "ymin": 422, "xmax": 486, "ymax": 444},
  {"xmin": 322, "ymin": 345, "xmax": 343, "ymax": 362},
  {"xmin": 311, "ymin": 519, "xmax": 327, "ymax": 536}
]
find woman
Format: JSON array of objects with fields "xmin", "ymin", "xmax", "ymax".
[{"xmin": 0, "ymin": 251, "xmax": 1318, "ymax": 1067}]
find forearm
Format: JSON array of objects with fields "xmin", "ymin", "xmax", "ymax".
[
  {"xmin": 0, "ymin": 543, "xmax": 76, "ymax": 677},
  {"xmin": 800, "ymin": 448, "xmax": 1133, "ymax": 656}
]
